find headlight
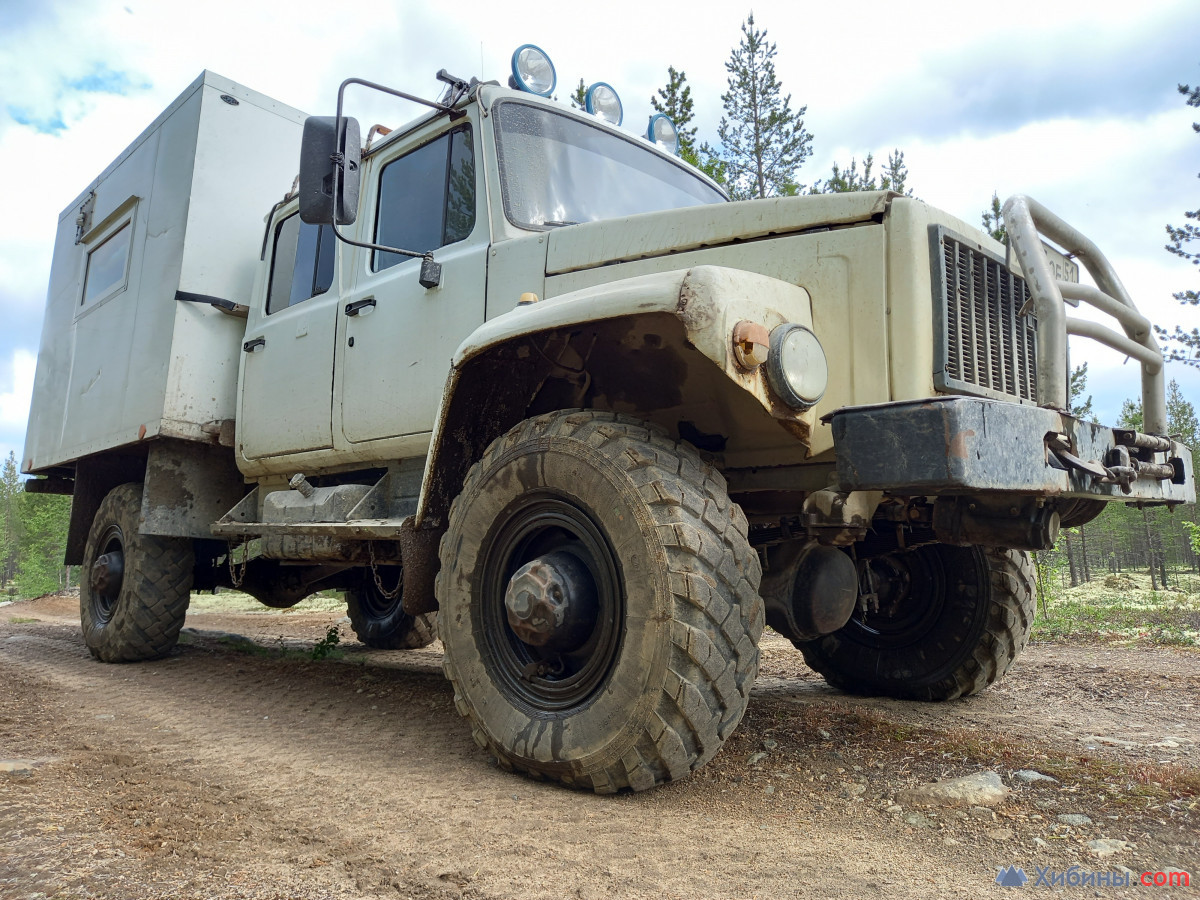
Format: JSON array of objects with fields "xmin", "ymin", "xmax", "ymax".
[
  {"xmin": 646, "ymin": 113, "xmax": 679, "ymax": 154},
  {"xmin": 584, "ymin": 82, "xmax": 623, "ymax": 126},
  {"xmin": 767, "ymin": 324, "xmax": 827, "ymax": 409},
  {"xmin": 511, "ymin": 44, "xmax": 556, "ymax": 97}
]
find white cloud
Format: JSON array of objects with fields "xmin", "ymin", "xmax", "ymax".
[
  {"xmin": 0, "ymin": 0, "xmax": 1196, "ymax": 460},
  {"xmin": 0, "ymin": 349, "xmax": 36, "ymax": 429}
]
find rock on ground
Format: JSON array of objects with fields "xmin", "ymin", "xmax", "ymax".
[{"xmin": 896, "ymin": 771, "xmax": 1009, "ymax": 808}]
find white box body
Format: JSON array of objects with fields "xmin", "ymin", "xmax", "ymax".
[{"xmin": 23, "ymin": 71, "xmax": 306, "ymax": 473}]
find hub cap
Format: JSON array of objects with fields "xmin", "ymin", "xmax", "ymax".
[
  {"xmin": 480, "ymin": 492, "xmax": 624, "ymax": 712},
  {"xmin": 89, "ymin": 525, "xmax": 125, "ymax": 622}
]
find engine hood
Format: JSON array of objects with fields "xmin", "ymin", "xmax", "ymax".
[{"xmin": 545, "ymin": 190, "xmax": 895, "ymax": 276}]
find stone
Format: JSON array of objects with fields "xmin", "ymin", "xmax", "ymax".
[
  {"xmin": 896, "ymin": 771, "xmax": 1009, "ymax": 808},
  {"xmin": 968, "ymin": 806, "xmax": 997, "ymax": 821},
  {"xmin": 904, "ymin": 812, "xmax": 934, "ymax": 829},
  {"xmin": 1056, "ymin": 813, "xmax": 1093, "ymax": 827},
  {"xmin": 764, "ymin": 784, "xmax": 775, "ymax": 795},
  {"xmin": 1086, "ymin": 839, "xmax": 1129, "ymax": 858},
  {"xmin": 1015, "ymin": 769, "xmax": 1059, "ymax": 784},
  {"xmin": 1033, "ymin": 837, "xmax": 1050, "ymax": 849},
  {"xmin": 762, "ymin": 739, "xmax": 779, "ymax": 752},
  {"xmin": 985, "ymin": 828, "xmax": 1014, "ymax": 842},
  {"xmin": 817, "ymin": 729, "xmax": 832, "ymax": 740},
  {"xmin": 0, "ymin": 759, "xmax": 35, "ymax": 776},
  {"xmin": 748, "ymin": 751, "xmax": 768, "ymax": 766}
]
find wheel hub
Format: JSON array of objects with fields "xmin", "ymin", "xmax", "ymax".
[
  {"xmin": 504, "ymin": 550, "xmax": 598, "ymax": 652},
  {"xmin": 90, "ymin": 550, "xmax": 124, "ymax": 599}
]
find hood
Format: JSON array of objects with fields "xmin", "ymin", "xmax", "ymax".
[{"xmin": 545, "ymin": 190, "xmax": 895, "ymax": 276}]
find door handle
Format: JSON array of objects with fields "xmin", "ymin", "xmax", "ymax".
[
  {"xmin": 345, "ymin": 297, "xmax": 376, "ymax": 317},
  {"xmin": 243, "ymin": 337, "xmax": 266, "ymax": 353}
]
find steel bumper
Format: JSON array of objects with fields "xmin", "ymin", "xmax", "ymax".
[{"xmin": 829, "ymin": 397, "xmax": 1195, "ymax": 504}]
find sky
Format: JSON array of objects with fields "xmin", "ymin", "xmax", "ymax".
[{"xmin": 0, "ymin": 0, "xmax": 1198, "ymax": 471}]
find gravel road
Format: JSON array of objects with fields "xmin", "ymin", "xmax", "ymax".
[{"xmin": 1, "ymin": 593, "xmax": 1196, "ymax": 899}]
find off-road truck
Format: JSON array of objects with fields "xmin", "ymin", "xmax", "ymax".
[{"xmin": 24, "ymin": 51, "xmax": 1195, "ymax": 793}]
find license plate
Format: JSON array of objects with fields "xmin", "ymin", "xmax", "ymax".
[{"xmin": 1007, "ymin": 239, "xmax": 1080, "ymax": 288}]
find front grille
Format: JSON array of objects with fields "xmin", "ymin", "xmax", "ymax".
[{"xmin": 932, "ymin": 227, "xmax": 1037, "ymax": 403}]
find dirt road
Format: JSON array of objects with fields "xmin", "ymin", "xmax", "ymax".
[{"xmin": 2, "ymin": 593, "xmax": 1197, "ymax": 899}]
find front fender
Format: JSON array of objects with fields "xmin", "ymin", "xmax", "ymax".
[{"xmin": 415, "ymin": 265, "xmax": 819, "ymax": 527}]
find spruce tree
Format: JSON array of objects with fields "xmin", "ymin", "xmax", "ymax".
[
  {"xmin": 715, "ymin": 15, "xmax": 813, "ymax": 200},
  {"xmin": 650, "ymin": 66, "xmax": 697, "ymax": 159},
  {"xmin": 1156, "ymin": 77, "xmax": 1200, "ymax": 366}
]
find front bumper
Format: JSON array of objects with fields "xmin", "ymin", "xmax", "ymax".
[{"xmin": 830, "ymin": 397, "xmax": 1195, "ymax": 505}]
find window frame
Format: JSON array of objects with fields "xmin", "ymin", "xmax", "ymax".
[
  {"xmin": 370, "ymin": 123, "xmax": 476, "ymax": 274},
  {"xmin": 264, "ymin": 211, "xmax": 336, "ymax": 316},
  {"xmin": 78, "ymin": 207, "xmax": 136, "ymax": 313}
]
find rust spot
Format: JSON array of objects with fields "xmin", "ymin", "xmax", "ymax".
[
  {"xmin": 947, "ymin": 429, "xmax": 976, "ymax": 459},
  {"xmin": 137, "ymin": 424, "xmax": 146, "ymax": 441}
]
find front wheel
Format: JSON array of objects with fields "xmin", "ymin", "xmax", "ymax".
[
  {"xmin": 437, "ymin": 410, "xmax": 763, "ymax": 792},
  {"xmin": 80, "ymin": 483, "xmax": 194, "ymax": 662},
  {"xmin": 797, "ymin": 545, "xmax": 1035, "ymax": 701}
]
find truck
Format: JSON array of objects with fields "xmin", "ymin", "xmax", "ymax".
[{"xmin": 23, "ymin": 50, "xmax": 1195, "ymax": 793}]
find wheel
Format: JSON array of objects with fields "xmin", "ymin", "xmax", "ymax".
[
  {"xmin": 797, "ymin": 545, "xmax": 1034, "ymax": 701},
  {"xmin": 345, "ymin": 573, "xmax": 437, "ymax": 649},
  {"xmin": 80, "ymin": 483, "xmax": 194, "ymax": 662},
  {"xmin": 437, "ymin": 410, "xmax": 763, "ymax": 793}
]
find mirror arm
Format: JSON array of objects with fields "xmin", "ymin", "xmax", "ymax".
[{"xmin": 328, "ymin": 77, "xmax": 442, "ymax": 267}]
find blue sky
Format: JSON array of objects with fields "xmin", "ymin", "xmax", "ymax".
[{"xmin": 0, "ymin": 0, "xmax": 1198, "ymax": 471}]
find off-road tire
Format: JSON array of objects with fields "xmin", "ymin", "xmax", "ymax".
[
  {"xmin": 437, "ymin": 410, "xmax": 763, "ymax": 792},
  {"xmin": 80, "ymin": 483, "xmax": 194, "ymax": 663},
  {"xmin": 346, "ymin": 577, "xmax": 437, "ymax": 650},
  {"xmin": 797, "ymin": 546, "xmax": 1034, "ymax": 701}
]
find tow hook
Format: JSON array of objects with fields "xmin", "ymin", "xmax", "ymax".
[{"xmin": 1046, "ymin": 431, "xmax": 1180, "ymax": 495}]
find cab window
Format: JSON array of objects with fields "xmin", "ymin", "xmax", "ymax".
[
  {"xmin": 267, "ymin": 214, "xmax": 335, "ymax": 314},
  {"xmin": 374, "ymin": 126, "xmax": 475, "ymax": 271}
]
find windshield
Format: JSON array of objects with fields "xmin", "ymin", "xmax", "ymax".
[{"xmin": 494, "ymin": 100, "xmax": 726, "ymax": 229}]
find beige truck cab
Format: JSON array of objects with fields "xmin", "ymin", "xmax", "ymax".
[{"xmin": 24, "ymin": 48, "xmax": 1195, "ymax": 793}]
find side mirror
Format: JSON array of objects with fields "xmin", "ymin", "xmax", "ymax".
[{"xmin": 299, "ymin": 116, "xmax": 361, "ymax": 226}]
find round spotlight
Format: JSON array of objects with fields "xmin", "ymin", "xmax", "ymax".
[
  {"xmin": 646, "ymin": 113, "xmax": 680, "ymax": 154},
  {"xmin": 767, "ymin": 324, "xmax": 828, "ymax": 409},
  {"xmin": 511, "ymin": 44, "xmax": 556, "ymax": 97},
  {"xmin": 584, "ymin": 82, "xmax": 623, "ymax": 126}
]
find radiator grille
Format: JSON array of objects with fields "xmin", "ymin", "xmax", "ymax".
[{"xmin": 934, "ymin": 230, "xmax": 1038, "ymax": 403}]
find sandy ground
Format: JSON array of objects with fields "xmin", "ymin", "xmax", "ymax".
[{"xmin": 1, "ymin": 592, "xmax": 1197, "ymax": 899}]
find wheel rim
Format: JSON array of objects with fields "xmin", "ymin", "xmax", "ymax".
[
  {"xmin": 89, "ymin": 524, "xmax": 126, "ymax": 624},
  {"xmin": 843, "ymin": 549, "xmax": 947, "ymax": 650},
  {"xmin": 478, "ymin": 491, "xmax": 624, "ymax": 713}
]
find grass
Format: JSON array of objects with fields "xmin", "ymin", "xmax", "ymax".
[
  {"xmin": 187, "ymin": 589, "xmax": 346, "ymax": 615},
  {"xmin": 8, "ymin": 616, "xmax": 38, "ymax": 624},
  {"xmin": 1032, "ymin": 570, "xmax": 1200, "ymax": 648}
]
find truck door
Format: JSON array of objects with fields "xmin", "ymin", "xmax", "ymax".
[
  {"xmin": 338, "ymin": 123, "xmax": 487, "ymax": 443},
  {"xmin": 237, "ymin": 211, "xmax": 339, "ymax": 459}
]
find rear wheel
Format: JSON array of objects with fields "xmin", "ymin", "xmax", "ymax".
[
  {"xmin": 345, "ymin": 574, "xmax": 436, "ymax": 650},
  {"xmin": 797, "ymin": 545, "xmax": 1034, "ymax": 701},
  {"xmin": 80, "ymin": 483, "xmax": 194, "ymax": 662},
  {"xmin": 438, "ymin": 410, "xmax": 763, "ymax": 792}
]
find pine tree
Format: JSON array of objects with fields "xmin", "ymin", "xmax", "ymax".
[
  {"xmin": 1068, "ymin": 362, "xmax": 1095, "ymax": 421},
  {"xmin": 880, "ymin": 150, "xmax": 910, "ymax": 195},
  {"xmin": 570, "ymin": 78, "xmax": 587, "ymax": 110},
  {"xmin": 1, "ymin": 452, "xmax": 20, "ymax": 593},
  {"xmin": 650, "ymin": 66, "xmax": 697, "ymax": 159},
  {"xmin": 1155, "ymin": 77, "xmax": 1200, "ymax": 365},
  {"xmin": 982, "ymin": 192, "xmax": 1006, "ymax": 243},
  {"xmin": 812, "ymin": 149, "xmax": 913, "ymax": 196},
  {"xmin": 715, "ymin": 15, "xmax": 813, "ymax": 200}
]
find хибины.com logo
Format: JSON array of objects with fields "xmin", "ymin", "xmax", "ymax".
[
  {"xmin": 995, "ymin": 864, "xmax": 1191, "ymax": 889},
  {"xmin": 995, "ymin": 866, "xmax": 1028, "ymax": 887}
]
